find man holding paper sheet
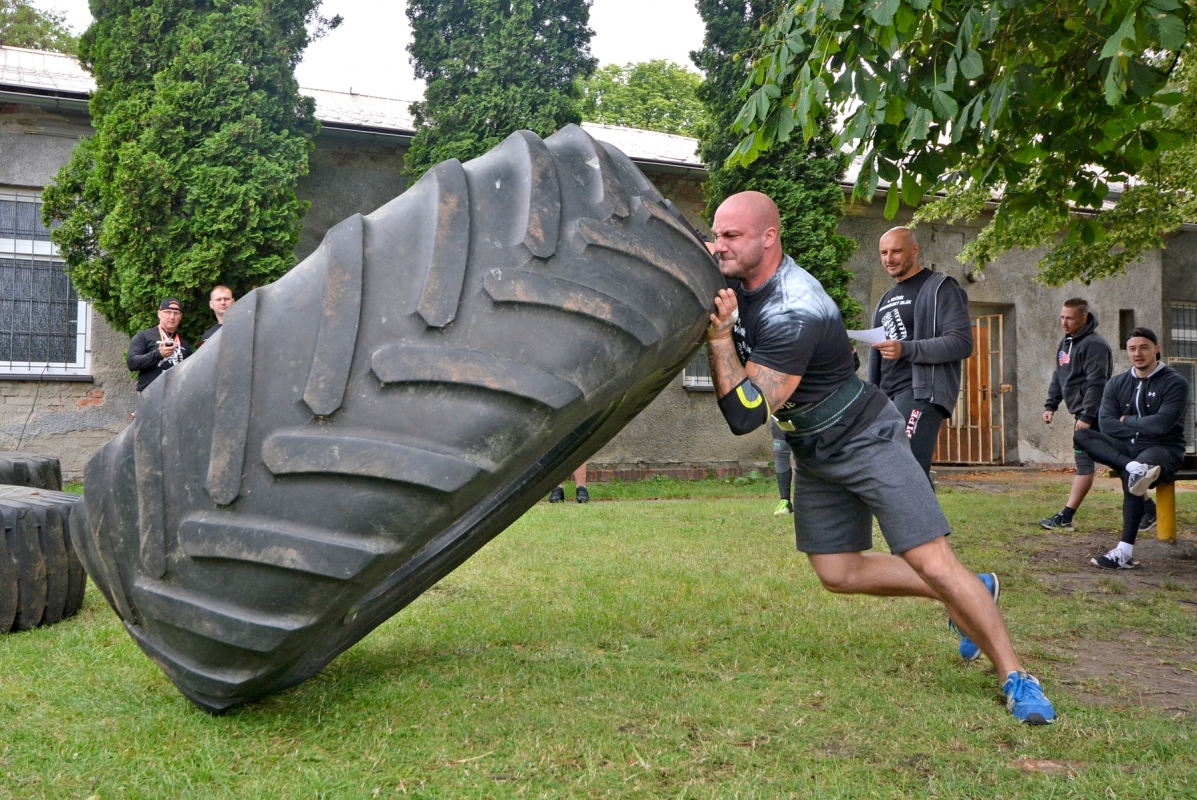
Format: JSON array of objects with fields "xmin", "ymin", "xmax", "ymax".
[{"xmin": 866, "ymin": 228, "xmax": 973, "ymax": 478}]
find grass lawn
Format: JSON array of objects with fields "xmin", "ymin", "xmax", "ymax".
[{"xmin": 2, "ymin": 475, "xmax": 1195, "ymax": 798}]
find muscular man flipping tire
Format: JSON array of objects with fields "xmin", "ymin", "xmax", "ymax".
[{"xmin": 705, "ymin": 191, "xmax": 1055, "ymax": 725}]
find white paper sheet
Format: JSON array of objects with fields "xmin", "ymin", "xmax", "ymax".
[{"xmin": 845, "ymin": 326, "xmax": 888, "ymax": 345}]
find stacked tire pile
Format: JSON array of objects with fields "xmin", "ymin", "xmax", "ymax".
[{"xmin": 0, "ymin": 453, "xmax": 87, "ymax": 632}]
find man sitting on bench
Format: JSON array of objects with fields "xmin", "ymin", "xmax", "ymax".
[{"xmin": 1074, "ymin": 327, "xmax": 1190, "ymax": 569}]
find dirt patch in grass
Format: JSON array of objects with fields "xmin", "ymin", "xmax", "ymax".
[
  {"xmin": 1026, "ymin": 531, "xmax": 1197, "ymax": 716},
  {"xmin": 1058, "ymin": 632, "xmax": 1197, "ymax": 716}
]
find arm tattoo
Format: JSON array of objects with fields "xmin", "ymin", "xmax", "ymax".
[
  {"xmin": 747, "ymin": 363, "xmax": 801, "ymax": 412},
  {"xmin": 706, "ymin": 334, "xmax": 801, "ymax": 411},
  {"xmin": 706, "ymin": 336, "xmax": 747, "ymax": 398}
]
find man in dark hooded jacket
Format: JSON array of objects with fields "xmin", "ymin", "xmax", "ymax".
[
  {"xmin": 1075, "ymin": 328, "xmax": 1189, "ymax": 569},
  {"xmin": 1039, "ymin": 298, "xmax": 1115, "ymax": 531}
]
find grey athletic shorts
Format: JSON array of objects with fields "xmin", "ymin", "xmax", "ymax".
[
  {"xmin": 1073, "ymin": 446, "xmax": 1095, "ymax": 476},
  {"xmin": 790, "ymin": 402, "xmax": 950, "ymax": 555}
]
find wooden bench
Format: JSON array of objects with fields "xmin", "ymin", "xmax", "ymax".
[{"xmin": 1106, "ymin": 453, "xmax": 1197, "ymax": 542}]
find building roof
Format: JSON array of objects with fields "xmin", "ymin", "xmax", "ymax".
[
  {"xmin": 0, "ymin": 45, "xmax": 95, "ymax": 95},
  {"xmin": 578, "ymin": 123, "xmax": 702, "ymax": 170},
  {"xmin": 0, "ymin": 44, "xmax": 706, "ymax": 173}
]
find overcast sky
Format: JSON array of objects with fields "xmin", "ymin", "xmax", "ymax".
[{"xmin": 36, "ymin": 0, "xmax": 706, "ymax": 100}]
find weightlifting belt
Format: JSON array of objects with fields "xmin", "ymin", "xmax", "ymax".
[{"xmin": 772, "ymin": 373, "xmax": 866, "ymax": 439}]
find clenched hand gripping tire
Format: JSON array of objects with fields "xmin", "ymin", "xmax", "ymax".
[{"xmin": 73, "ymin": 125, "xmax": 723, "ymax": 712}]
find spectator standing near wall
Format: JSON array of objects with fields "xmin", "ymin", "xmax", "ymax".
[
  {"xmin": 1074, "ymin": 328, "xmax": 1189, "ymax": 569},
  {"xmin": 770, "ymin": 420, "xmax": 793, "ymax": 516},
  {"xmin": 866, "ymin": 227, "xmax": 973, "ymax": 479},
  {"xmin": 548, "ymin": 463, "xmax": 589, "ymax": 504},
  {"xmin": 126, "ymin": 298, "xmax": 190, "ymax": 392},
  {"xmin": 1039, "ymin": 298, "xmax": 1118, "ymax": 532}
]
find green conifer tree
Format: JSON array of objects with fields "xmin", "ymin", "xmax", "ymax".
[
  {"xmin": 404, "ymin": 0, "xmax": 596, "ymax": 180},
  {"xmin": 41, "ymin": 0, "xmax": 337, "ymax": 342},
  {"xmin": 692, "ymin": 0, "xmax": 861, "ymax": 326}
]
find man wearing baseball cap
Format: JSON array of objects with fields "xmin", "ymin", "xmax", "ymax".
[
  {"xmin": 126, "ymin": 298, "xmax": 191, "ymax": 391},
  {"xmin": 1074, "ymin": 327, "xmax": 1189, "ymax": 569}
]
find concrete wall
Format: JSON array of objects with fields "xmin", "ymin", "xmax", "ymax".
[{"xmin": 295, "ymin": 132, "xmax": 409, "ymax": 262}]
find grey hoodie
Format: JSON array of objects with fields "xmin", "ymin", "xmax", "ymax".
[
  {"xmin": 867, "ymin": 270, "xmax": 973, "ymax": 415},
  {"xmin": 1044, "ymin": 312, "xmax": 1113, "ymax": 426}
]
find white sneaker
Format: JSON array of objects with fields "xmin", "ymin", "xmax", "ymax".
[
  {"xmin": 1127, "ymin": 464, "xmax": 1161, "ymax": 497},
  {"xmin": 1091, "ymin": 547, "xmax": 1135, "ymax": 569}
]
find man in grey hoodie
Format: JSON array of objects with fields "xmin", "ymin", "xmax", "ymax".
[
  {"xmin": 868, "ymin": 227, "xmax": 973, "ymax": 478},
  {"xmin": 1039, "ymin": 298, "xmax": 1115, "ymax": 531}
]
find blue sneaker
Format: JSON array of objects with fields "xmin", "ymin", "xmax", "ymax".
[
  {"xmin": 1003, "ymin": 671, "xmax": 1056, "ymax": 725},
  {"xmin": 949, "ymin": 572, "xmax": 1000, "ymax": 661}
]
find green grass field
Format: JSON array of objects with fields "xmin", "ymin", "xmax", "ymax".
[{"xmin": 2, "ymin": 476, "xmax": 1195, "ymax": 798}]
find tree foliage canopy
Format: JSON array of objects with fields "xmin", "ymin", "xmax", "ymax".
[
  {"xmin": 731, "ymin": 0, "xmax": 1194, "ymax": 284},
  {"xmin": 404, "ymin": 0, "xmax": 596, "ymax": 179},
  {"xmin": 41, "ymin": 0, "xmax": 335, "ymax": 341},
  {"xmin": 694, "ymin": 0, "xmax": 860, "ymax": 325},
  {"xmin": 0, "ymin": 0, "xmax": 77, "ymax": 53},
  {"xmin": 579, "ymin": 60, "xmax": 708, "ymax": 136}
]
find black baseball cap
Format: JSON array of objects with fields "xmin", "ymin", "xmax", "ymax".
[
  {"xmin": 1127, "ymin": 326, "xmax": 1158, "ymax": 345},
  {"xmin": 159, "ymin": 298, "xmax": 182, "ymax": 311}
]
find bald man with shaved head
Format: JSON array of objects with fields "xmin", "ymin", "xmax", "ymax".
[
  {"xmin": 868, "ymin": 227, "xmax": 973, "ymax": 478},
  {"xmin": 704, "ymin": 193, "xmax": 1055, "ymax": 724}
]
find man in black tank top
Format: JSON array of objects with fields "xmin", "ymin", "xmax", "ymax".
[{"xmin": 703, "ymin": 191, "xmax": 1054, "ymax": 725}]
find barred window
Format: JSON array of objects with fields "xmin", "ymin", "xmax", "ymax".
[
  {"xmin": 1172, "ymin": 302, "xmax": 1197, "ymax": 359},
  {"xmin": 682, "ymin": 345, "xmax": 713, "ymax": 391},
  {"xmin": 0, "ymin": 189, "xmax": 91, "ymax": 378}
]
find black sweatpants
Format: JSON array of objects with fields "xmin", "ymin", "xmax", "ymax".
[
  {"xmin": 1073, "ymin": 428, "xmax": 1184, "ymax": 545},
  {"xmin": 891, "ymin": 390, "xmax": 948, "ymax": 480}
]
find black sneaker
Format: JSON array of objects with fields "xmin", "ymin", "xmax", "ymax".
[
  {"xmin": 1091, "ymin": 547, "xmax": 1135, "ymax": 569},
  {"xmin": 1139, "ymin": 498, "xmax": 1157, "ymax": 532},
  {"xmin": 1039, "ymin": 512, "xmax": 1074, "ymax": 532},
  {"xmin": 548, "ymin": 486, "xmax": 565, "ymax": 503},
  {"xmin": 575, "ymin": 486, "xmax": 589, "ymax": 504}
]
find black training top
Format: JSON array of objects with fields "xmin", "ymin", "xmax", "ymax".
[
  {"xmin": 875, "ymin": 268, "xmax": 934, "ymax": 396},
  {"xmin": 730, "ymin": 255, "xmax": 858, "ymax": 408},
  {"xmin": 729, "ymin": 255, "xmax": 887, "ymax": 459}
]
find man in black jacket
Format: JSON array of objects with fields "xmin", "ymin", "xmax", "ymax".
[
  {"xmin": 1039, "ymin": 298, "xmax": 1114, "ymax": 531},
  {"xmin": 127, "ymin": 298, "xmax": 190, "ymax": 392},
  {"xmin": 867, "ymin": 227, "xmax": 973, "ymax": 478},
  {"xmin": 1074, "ymin": 328, "xmax": 1189, "ymax": 569}
]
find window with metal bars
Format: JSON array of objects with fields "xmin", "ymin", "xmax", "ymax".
[
  {"xmin": 1172, "ymin": 302, "xmax": 1197, "ymax": 359},
  {"xmin": 0, "ymin": 189, "xmax": 90, "ymax": 378},
  {"xmin": 681, "ymin": 345, "xmax": 714, "ymax": 391}
]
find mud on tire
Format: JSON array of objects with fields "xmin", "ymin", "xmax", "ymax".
[{"xmin": 75, "ymin": 125, "xmax": 722, "ymax": 712}]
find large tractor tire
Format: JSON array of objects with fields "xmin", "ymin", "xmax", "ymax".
[
  {"xmin": 0, "ymin": 486, "xmax": 87, "ymax": 632},
  {"xmin": 0, "ymin": 453, "xmax": 63, "ymax": 491},
  {"xmin": 74, "ymin": 125, "xmax": 723, "ymax": 712}
]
